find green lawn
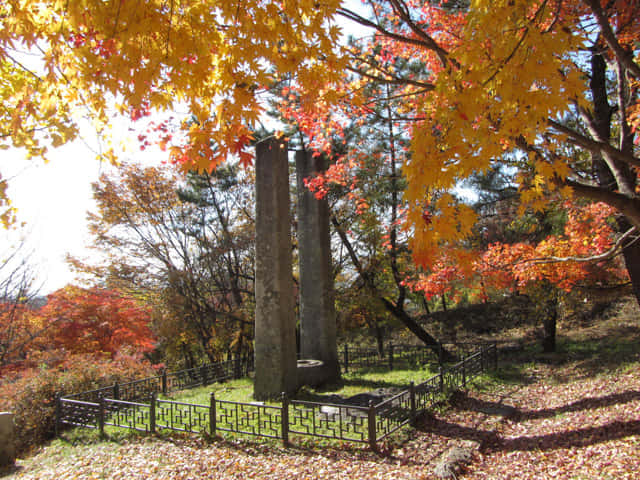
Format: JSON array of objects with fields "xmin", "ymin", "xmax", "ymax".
[{"xmin": 160, "ymin": 363, "xmax": 440, "ymax": 406}]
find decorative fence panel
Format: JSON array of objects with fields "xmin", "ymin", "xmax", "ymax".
[
  {"xmin": 214, "ymin": 399, "xmax": 282, "ymax": 439},
  {"xmin": 104, "ymin": 399, "xmax": 152, "ymax": 432},
  {"xmin": 58, "ymin": 343, "xmax": 498, "ymax": 451},
  {"xmin": 288, "ymin": 400, "xmax": 370, "ymax": 443},
  {"xmin": 339, "ymin": 342, "xmax": 496, "ymax": 374},
  {"xmin": 156, "ymin": 399, "xmax": 210, "ymax": 434},
  {"xmin": 415, "ymin": 374, "xmax": 441, "ymax": 411},
  {"xmin": 341, "ymin": 346, "xmax": 383, "ymax": 372},
  {"xmin": 165, "ymin": 366, "xmax": 205, "ymax": 392},
  {"xmin": 118, "ymin": 377, "xmax": 162, "ymax": 402},
  {"xmin": 374, "ymin": 390, "xmax": 412, "ymax": 442},
  {"xmin": 64, "ymin": 387, "xmax": 114, "ymax": 403},
  {"xmin": 463, "ymin": 350, "xmax": 484, "ymax": 382},
  {"xmin": 392, "ymin": 344, "xmax": 436, "ymax": 368},
  {"xmin": 58, "ymin": 398, "xmax": 99, "ymax": 430}
]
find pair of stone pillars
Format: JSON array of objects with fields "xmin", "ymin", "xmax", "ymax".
[{"xmin": 253, "ymin": 137, "xmax": 339, "ymax": 400}]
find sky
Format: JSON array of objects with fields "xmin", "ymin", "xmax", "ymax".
[{"xmin": 1, "ymin": 124, "xmax": 165, "ymax": 294}]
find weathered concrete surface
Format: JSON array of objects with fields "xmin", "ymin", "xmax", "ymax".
[
  {"xmin": 295, "ymin": 151, "xmax": 340, "ymax": 384},
  {"xmin": 254, "ymin": 138, "xmax": 298, "ymax": 400},
  {"xmin": 0, "ymin": 412, "xmax": 15, "ymax": 467},
  {"xmin": 296, "ymin": 359, "xmax": 327, "ymax": 388}
]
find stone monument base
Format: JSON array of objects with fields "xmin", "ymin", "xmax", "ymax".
[{"xmin": 296, "ymin": 359, "xmax": 336, "ymax": 388}]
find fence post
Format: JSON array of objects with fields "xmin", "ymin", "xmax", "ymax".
[
  {"xmin": 55, "ymin": 394, "xmax": 61, "ymax": 436},
  {"xmin": 234, "ymin": 354, "xmax": 241, "ymax": 379},
  {"xmin": 201, "ymin": 365, "xmax": 208, "ymax": 386},
  {"xmin": 281, "ymin": 392, "xmax": 289, "ymax": 447},
  {"xmin": 493, "ymin": 342, "xmax": 498, "ymax": 370},
  {"xmin": 149, "ymin": 392, "xmax": 156, "ymax": 433},
  {"xmin": 209, "ymin": 392, "xmax": 216, "ymax": 437},
  {"xmin": 113, "ymin": 382, "xmax": 119, "ymax": 400},
  {"xmin": 462, "ymin": 360, "xmax": 467, "ymax": 389},
  {"xmin": 439, "ymin": 366, "xmax": 444, "ymax": 392},
  {"xmin": 343, "ymin": 345, "xmax": 349, "ymax": 373},
  {"xmin": 367, "ymin": 401, "xmax": 377, "ymax": 453},
  {"xmin": 98, "ymin": 395, "xmax": 105, "ymax": 439},
  {"xmin": 162, "ymin": 369, "xmax": 168, "ymax": 394},
  {"xmin": 409, "ymin": 382, "xmax": 416, "ymax": 426},
  {"xmin": 388, "ymin": 344, "xmax": 394, "ymax": 370}
]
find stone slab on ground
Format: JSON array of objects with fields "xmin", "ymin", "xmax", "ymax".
[{"xmin": 433, "ymin": 441, "xmax": 479, "ymax": 479}]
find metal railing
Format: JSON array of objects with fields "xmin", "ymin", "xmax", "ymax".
[{"xmin": 57, "ymin": 343, "xmax": 497, "ymax": 451}]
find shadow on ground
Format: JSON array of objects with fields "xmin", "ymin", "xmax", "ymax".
[{"xmin": 415, "ymin": 387, "xmax": 640, "ymax": 454}]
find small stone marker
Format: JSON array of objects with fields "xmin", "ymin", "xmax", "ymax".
[
  {"xmin": 433, "ymin": 442, "xmax": 478, "ymax": 479},
  {"xmin": 0, "ymin": 412, "xmax": 15, "ymax": 467}
]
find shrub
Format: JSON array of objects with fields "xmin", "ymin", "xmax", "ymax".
[{"xmin": 0, "ymin": 351, "xmax": 155, "ymax": 455}]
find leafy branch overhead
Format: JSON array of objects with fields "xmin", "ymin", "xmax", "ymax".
[{"xmin": 0, "ymin": 1, "xmax": 638, "ymax": 271}]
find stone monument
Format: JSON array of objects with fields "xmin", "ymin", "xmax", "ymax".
[
  {"xmin": 253, "ymin": 137, "xmax": 298, "ymax": 399},
  {"xmin": 295, "ymin": 150, "xmax": 340, "ymax": 385}
]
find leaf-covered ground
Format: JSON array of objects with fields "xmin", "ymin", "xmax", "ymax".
[{"xmin": 5, "ymin": 310, "xmax": 640, "ymax": 479}]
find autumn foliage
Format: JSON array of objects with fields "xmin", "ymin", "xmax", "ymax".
[
  {"xmin": 0, "ymin": 1, "xmax": 638, "ymax": 300},
  {"xmin": 0, "ymin": 286, "xmax": 154, "ymax": 374},
  {"xmin": 0, "ymin": 284, "xmax": 157, "ymax": 454},
  {"xmin": 0, "ymin": 352, "xmax": 156, "ymax": 455},
  {"xmin": 41, "ymin": 285, "xmax": 155, "ymax": 357}
]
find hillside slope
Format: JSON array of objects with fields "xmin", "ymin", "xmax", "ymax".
[{"xmin": 4, "ymin": 300, "xmax": 639, "ymax": 479}]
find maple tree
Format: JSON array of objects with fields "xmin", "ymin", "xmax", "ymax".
[
  {"xmin": 0, "ymin": 0, "xmax": 345, "ymax": 226},
  {"xmin": 1, "ymin": 1, "xmax": 639, "ymax": 303},
  {"xmin": 283, "ymin": 0, "xmax": 640, "ymax": 303},
  {"xmin": 40, "ymin": 285, "xmax": 155, "ymax": 356}
]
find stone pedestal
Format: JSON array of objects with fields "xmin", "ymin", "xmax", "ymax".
[
  {"xmin": 295, "ymin": 151, "xmax": 340, "ymax": 384},
  {"xmin": 0, "ymin": 412, "xmax": 15, "ymax": 467},
  {"xmin": 253, "ymin": 138, "xmax": 298, "ymax": 400}
]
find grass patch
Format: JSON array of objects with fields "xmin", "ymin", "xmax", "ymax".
[
  {"xmin": 303, "ymin": 365, "xmax": 440, "ymax": 399},
  {"xmin": 160, "ymin": 377, "xmax": 257, "ymax": 405},
  {"xmin": 160, "ymin": 364, "xmax": 441, "ymax": 406}
]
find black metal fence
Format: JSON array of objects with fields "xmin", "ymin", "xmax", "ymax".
[
  {"xmin": 57, "ymin": 343, "xmax": 497, "ymax": 451},
  {"xmin": 61, "ymin": 355, "xmax": 254, "ymax": 404},
  {"xmin": 339, "ymin": 342, "xmax": 489, "ymax": 373}
]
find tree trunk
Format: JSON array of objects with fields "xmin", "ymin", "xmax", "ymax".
[
  {"xmin": 380, "ymin": 297, "xmax": 456, "ymax": 361},
  {"xmin": 374, "ymin": 321, "xmax": 385, "ymax": 357},
  {"xmin": 331, "ymin": 215, "xmax": 455, "ymax": 360},
  {"xmin": 422, "ymin": 296, "xmax": 430, "ymax": 314},
  {"xmin": 587, "ymin": 45, "xmax": 640, "ymax": 307},
  {"xmin": 542, "ymin": 310, "xmax": 557, "ymax": 353},
  {"xmin": 621, "ymin": 237, "xmax": 640, "ymax": 306},
  {"xmin": 541, "ymin": 286, "xmax": 558, "ymax": 353}
]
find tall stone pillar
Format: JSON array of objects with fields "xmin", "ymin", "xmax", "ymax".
[
  {"xmin": 295, "ymin": 150, "xmax": 340, "ymax": 384},
  {"xmin": 254, "ymin": 137, "xmax": 298, "ymax": 400}
]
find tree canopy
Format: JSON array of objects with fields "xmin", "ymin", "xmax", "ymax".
[{"xmin": 1, "ymin": 1, "xmax": 639, "ymax": 278}]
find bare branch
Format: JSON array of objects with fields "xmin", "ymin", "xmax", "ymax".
[
  {"xmin": 582, "ymin": 0, "xmax": 640, "ymax": 79},
  {"xmin": 566, "ymin": 180, "xmax": 640, "ymax": 229},
  {"xmin": 523, "ymin": 226, "xmax": 639, "ymax": 265},
  {"xmin": 337, "ymin": 7, "xmax": 442, "ymax": 54},
  {"xmin": 548, "ymin": 119, "xmax": 640, "ymax": 169}
]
